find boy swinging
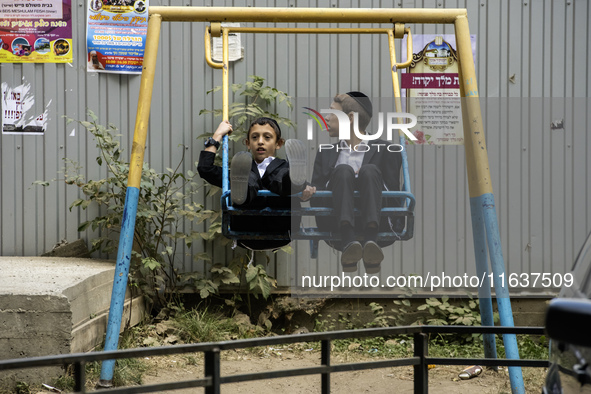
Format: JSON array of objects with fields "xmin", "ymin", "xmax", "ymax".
[
  {"xmin": 198, "ymin": 117, "xmax": 313, "ymax": 250},
  {"xmin": 309, "ymin": 92, "xmax": 404, "ymax": 274}
]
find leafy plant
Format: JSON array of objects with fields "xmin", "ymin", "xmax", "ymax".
[
  {"xmin": 417, "ymin": 296, "xmax": 483, "ymax": 326},
  {"xmin": 14, "ymin": 382, "xmax": 30, "ymax": 394},
  {"xmin": 368, "ymin": 299, "xmax": 414, "ymax": 328},
  {"xmin": 198, "ymin": 74, "xmax": 294, "ymax": 144},
  {"xmin": 35, "ymin": 110, "xmax": 221, "ymax": 311},
  {"xmin": 367, "ymin": 295, "xmax": 501, "ymax": 345}
]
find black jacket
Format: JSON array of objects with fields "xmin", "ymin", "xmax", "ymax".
[
  {"xmin": 197, "ymin": 150, "xmax": 294, "ymax": 250},
  {"xmin": 310, "ymin": 139, "xmax": 404, "ymax": 249},
  {"xmin": 198, "ymin": 150, "xmax": 291, "ymax": 193},
  {"xmin": 311, "ymin": 139, "xmax": 402, "ymax": 192}
]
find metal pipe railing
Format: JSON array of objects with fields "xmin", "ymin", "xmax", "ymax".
[{"xmin": 2, "ymin": 326, "xmax": 546, "ymax": 394}]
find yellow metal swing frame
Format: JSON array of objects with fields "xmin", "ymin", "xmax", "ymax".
[{"xmin": 103, "ymin": 6, "xmax": 526, "ymax": 393}]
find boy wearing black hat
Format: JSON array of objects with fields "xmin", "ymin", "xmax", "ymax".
[{"xmin": 308, "ymin": 92, "xmax": 403, "ymax": 274}]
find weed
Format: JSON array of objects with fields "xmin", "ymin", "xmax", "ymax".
[
  {"xmin": 112, "ymin": 357, "xmax": 150, "ymax": 386},
  {"xmin": 34, "ymin": 110, "xmax": 206, "ymax": 312},
  {"xmin": 170, "ymin": 307, "xmax": 243, "ymax": 343},
  {"xmin": 52, "ymin": 358, "xmax": 149, "ymax": 391},
  {"xmin": 496, "ymin": 335, "xmax": 549, "ymax": 360},
  {"xmin": 14, "ymin": 382, "xmax": 30, "ymax": 394},
  {"xmin": 184, "ymin": 355, "xmax": 199, "ymax": 366},
  {"xmin": 51, "ymin": 372, "xmax": 75, "ymax": 391}
]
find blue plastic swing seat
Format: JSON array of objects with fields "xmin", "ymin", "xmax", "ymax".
[
  {"xmin": 219, "ymin": 135, "xmax": 415, "ymax": 254},
  {"xmin": 221, "ymin": 190, "xmax": 415, "ymax": 241}
]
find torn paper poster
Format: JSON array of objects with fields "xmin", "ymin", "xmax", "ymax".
[{"xmin": 2, "ymin": 82, "xmax": 51, "ymax": 135}]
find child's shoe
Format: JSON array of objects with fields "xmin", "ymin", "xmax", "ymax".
[
  {"xmin": 362, "ymin": 241, "xmax": 384, "ymax": 274},
  {"xmin": 285, "ymin": 139, "xmax": 308, "ymax": 187},
  {"xmin": 230, "ymin": 152, "xmax": 252, "ymax": 205},
  {"xmin": 341, "ymin": 241, "xmax": 362, "ymax": 272}
]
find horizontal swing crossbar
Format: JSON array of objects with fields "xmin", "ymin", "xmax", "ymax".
[{"xmin": 148, "ymin": 6, "xmax": 467, "ymax": 24}]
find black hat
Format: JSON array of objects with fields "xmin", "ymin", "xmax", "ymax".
[
  {"xmin": 259, "ymin": 117, "xmax": 281, "ymax": 131},
  {"xmin": 254, "ymin": 117, "xmax": 282, "ymax": 138},
  {"xmin": 346, "ymin": 91, "xmax": 373, "ymax": 117}
]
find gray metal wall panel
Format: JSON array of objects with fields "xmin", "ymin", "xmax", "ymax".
[{"xmin": 1, "ymin": 0, "xmax": 590, "ymax": 295}]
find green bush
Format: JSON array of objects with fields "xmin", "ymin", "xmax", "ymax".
[{"xmin": 34, "ymin": 76, "xmax": 294, "ymax": 316}]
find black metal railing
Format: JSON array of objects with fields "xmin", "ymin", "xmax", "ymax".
[{"xmin": 0, "ymin": 325, "xmax": 548, "ymax": 394}]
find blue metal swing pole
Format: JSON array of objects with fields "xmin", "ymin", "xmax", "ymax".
[
  {"xmin": 456, "ymin": 50, "xmax": 498, "ymax": 362},
  {"xmin": 455, "ymin": 15, "xmax": 524, "ymax": 394},
  {"xmin": 469, "ymin": 198, "xmax": 498, "ymax": 360},
  {"xmin": 98, "ymin": 13, "xmax": 162, "ymax": 386}
]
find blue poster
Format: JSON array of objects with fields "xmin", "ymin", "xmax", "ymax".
[{"xmin": 86, "ymin": 0, "xmax": 147, "ymax": 74}]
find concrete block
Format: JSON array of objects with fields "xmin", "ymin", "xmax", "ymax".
[
  {"xmin": 71, "ymin": 295, "xmax": 146, "ymax": 353},
  {"xmin": 0, "ymin": 257, "xmax": 146, "ymax": 389}
]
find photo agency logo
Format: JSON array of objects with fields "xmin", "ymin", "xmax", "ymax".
[{"xmin": 303, "ymin": 106, "xmax": 418, "ymax": 152}]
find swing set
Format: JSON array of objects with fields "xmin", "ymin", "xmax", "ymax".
[
  {"xmin": 99, "ymin": 6, "xmax": 528, "ymax": 394},
  {"xmin": 203, "ymin": 23, "xmax": 416, "ymax": 254}
]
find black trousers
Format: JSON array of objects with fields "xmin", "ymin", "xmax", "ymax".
[
  {"xmin": 234, "ymin": 168, "xmax": 301, "ymax": 251},
  {"xmin": 329, "ymin": 164, "xmax": 383, "ymax": 228},
  {"xmin": 313, "ymin": 163, "xmax": 402, "ymax": 251}
]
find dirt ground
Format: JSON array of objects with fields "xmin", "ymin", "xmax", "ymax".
[{"xmin": 140, "ymin": 346, "xmax": 546, "ymax": 394}]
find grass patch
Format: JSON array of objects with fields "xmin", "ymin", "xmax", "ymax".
[
  {"xmin": 308, "ymin": 333, "xmax": 548, "ymax": 362},
  {"xmin": 46, "ymin": 326, "xmax": 153, "ymax": 392},
  {"xmin": 170, "ymin": 307, "xmax": 244, "ymax": 343},
  {"xmin": 51, "ymin": 356, "xmax": 150, "ymax": 392}
]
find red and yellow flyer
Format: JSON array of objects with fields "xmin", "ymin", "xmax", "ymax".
[{"xmin": 0, "ymin": 0, "xmax": 73, "ymax": 63}]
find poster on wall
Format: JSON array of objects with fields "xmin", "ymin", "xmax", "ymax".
[
  {"xmin": 86, "ymin": 0, "xmax": 148, "ymax": 73},
  {"xmin": 0, "ymin": 0, "xmax": 73, "ymax": 63},
  {"xmin": 401, "ymin": 34, "xmax": 476, "ymax": 145},
  {"xmin": 2, "ymin": 82, "xmax": 51, "ymax": 135},
  {"xmin": 211, "ymin": 22, "xmax": 243, "ymax": 62}
]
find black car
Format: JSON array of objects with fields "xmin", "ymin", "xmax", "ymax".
[{"xmin": 544, "ymin": 232, "xmax": 591, "ymax": 393}]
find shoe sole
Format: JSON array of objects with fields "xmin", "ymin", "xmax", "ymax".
[
  {"xmin": 285, "ymin": 139, "xmax": 308, "ymax": 187},
  {"xmin": 230, "ymin": 152, "xmax": 252, "ymax": 205},
  {"xmin": 341, "ymin": 242, "xmax": 362, "ymax": 272},
  {"xmin": 363, "ymin": 241, "xmax": 384, "ymax": 274}
]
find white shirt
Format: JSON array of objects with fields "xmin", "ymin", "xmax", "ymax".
[
  {"xmin": 256, "ymin": 157, "xmax": 275, "ymax": 178},
  {"xmin": 333, "ymin": 139, "xmax": 389, "ymax": 191},
  {"xmin": 335, "ymin": 139, "xmax": 368, "ymax": 176}
]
